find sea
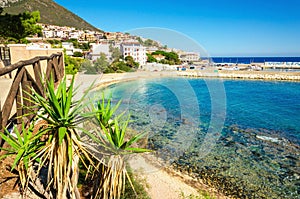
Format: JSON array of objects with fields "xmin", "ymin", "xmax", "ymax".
[
  {"xmin": 94, "ymin": 76, "xmax": 300, "ymax": 198},
  {"xmin": 210, "ymin": 57, "xmax": 300, "ymax": 64}
]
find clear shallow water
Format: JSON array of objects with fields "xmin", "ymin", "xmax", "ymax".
[{"xmin": 95, "ymin": 77, "xmax": 300, "ymax": 198}]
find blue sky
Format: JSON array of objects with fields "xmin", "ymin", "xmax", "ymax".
[{"xmin": 54, "ymin": 0, "xmax": 300, "ymax": 57}]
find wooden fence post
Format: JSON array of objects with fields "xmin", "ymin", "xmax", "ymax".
[
  {"xmin": 33, "ymin": 61, "xmax": 43, "ymax": 96},
  {"xmin": 0, "ymin": 100, "xmax": 3, "ymax": 146}
]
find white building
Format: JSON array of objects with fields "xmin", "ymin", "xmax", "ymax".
[
  {"xmin": 69, "ymin": 31, "xmax": 81, "ymax": 40},
  {"xmin": 42, "ymin": 30, "xmax": 54, "ymax": 38},
  {"xmin": 120, "ymin": 41, "xmax": 147, "ymax": 66},
  {"xmin": 89, "ymin": 42, "xmax": 111, "ymax": 61},
  {"xmin": 179, "ymin": 52, "xmax": 200, "ymax": 62},
  {"xmin": 61, "ymin": 42, "xmax": 82, "ymax": 56},
  {"xmin": 62, "ymin": 42, "xmax": 74, "ymax": 56}
]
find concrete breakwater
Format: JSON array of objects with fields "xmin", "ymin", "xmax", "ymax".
[{"xmin": 177, "ymin": 70, "xmax": 300, "ymax": 81}]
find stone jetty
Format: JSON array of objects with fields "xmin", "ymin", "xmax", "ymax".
[{"xmin": 177, "ymin": 70, "xmax": 300, "ymax": 81}]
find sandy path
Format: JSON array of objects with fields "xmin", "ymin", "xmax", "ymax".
[{"xmin": 128, "ymin": 154, "xmax": 201, "ymax": 199}]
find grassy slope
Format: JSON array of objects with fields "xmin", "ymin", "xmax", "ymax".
[{"xmin": 3, "ymin": 0, "xmax": 103, "ymax": 32}]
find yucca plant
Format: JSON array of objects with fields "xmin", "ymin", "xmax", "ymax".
[
  {"xmin": 93, "ymin": 93, "xmax": 123, "ymax": 128},
  {"xmin": 90, "ymin": 97, "xmax": 151, "ymax": 199},
  {"xmin": 0, "ymin": 122, "xmax": 44, "ymax": 196},
  {"xmin": 27, "ymin": 75, "xmax": 97, "ymax": 198}
]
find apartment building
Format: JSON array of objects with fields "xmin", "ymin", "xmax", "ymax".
[
  {"xmin": 120, "ymin": 41, "xmax": 147, "ymax": 66},
  {"xmin": 89, "ymin": 42, "xmax": 111, "ymax": 61}
]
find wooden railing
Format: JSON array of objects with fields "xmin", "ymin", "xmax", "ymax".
[{"xmin": 0, "ymin": 52, "xmax": 64, "ymax": 144}]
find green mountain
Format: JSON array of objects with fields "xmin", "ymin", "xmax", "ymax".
[{"xmin": 2, "ymin": 0, "xmax": 102, "ymax": 32}]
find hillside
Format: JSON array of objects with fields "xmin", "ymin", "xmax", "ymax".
[{"xmin": 2, "ymin": 0, "xmax": 102, "ymax": 32}]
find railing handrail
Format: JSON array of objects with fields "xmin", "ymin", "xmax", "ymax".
[
  {"xmin": 0, "ymin": 52, "xmax": 62, "ymax": 76},
  {"xmin": 0, "ymin": 52, "xmax": 64, "ymax": 146}
]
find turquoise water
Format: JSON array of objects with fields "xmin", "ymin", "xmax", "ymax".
[{"xmin": 96, "ymin": 77, "xmax": 300, "ymax": 198}]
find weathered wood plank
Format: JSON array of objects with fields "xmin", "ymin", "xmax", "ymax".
[
  {"xmin": 22, "ymin": 80, "xmax": 32, "ymax": 122},
  {"xmin": 2, "ymin": 67, "xmax": 25, "ymax": 128},
  {"xmin": 0, "ymin": 100, "xmax": 2, "ymax": 146},
  {"xmin": 16, "ymin": 83, "xmax": 22, "ymax": 124},
  {"xmin": 58, "ymin": 54, "xmax": 64, "ymax": 77},
  {"xmin": 26, "ymin": 69, "xmax": 43, "ymax": 96},
  {"xmin": 0, "ymin": 100, "xmax": 2, "ymax": 131},
  {"xmin": 33, "ymin": 61, "xmax": 44, "ymax": 96},
  {"xmin": 52, "ymin": 56, "xmax": 59, "ymax": 82},
  {"xmin": 45, "ymin": 60, "xmax": 53, "ymax": 81}
]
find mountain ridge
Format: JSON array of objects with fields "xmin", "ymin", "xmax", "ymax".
[{"xmin": 2, "ymin": 0, "xmax": 102, "ymax": 32}]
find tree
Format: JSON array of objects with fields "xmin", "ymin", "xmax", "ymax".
[
  {"xmin": 151, "ymin": 50, "xmax": 181, "ymax": 65},
  {"xmin": 64, "ymin": 50, "xmax": 84, "ymax": 74},
  {"xmin": 143, "ymin": 39, "xmax": 154, "ymax": 47},
  {"xmin": 94, "ymin": 53, "xmax": 109, "ymax": 73},
  {"xmin": 65, "ymin": 38, "xmax": 80, "ymax": 48},
  {"xmin": 73, "ymin": 51, "xmax": 83, "ymax": 57},
  {"xmin": 0, "ymin": 11, "xmax": 42, "ymax": 43},
  {"xmin": 146, "ymin": 53, "xmax": 157, "ymax": 63},
  {"xmin": 125, "ymin": 56, "xmax": 139, "ymax": 68},
  {"xmin": 136, "ymin": 37, "xmax": 143, "ymax": 45},
  {"xmin": 82, "ymin": 59, "xmax": 98, "ymax": 74},
  {"xmin": 109, "ymin": 45, "xmax": 122, "ymax": 61}
]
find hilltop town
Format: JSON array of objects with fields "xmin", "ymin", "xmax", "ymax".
[{"xmin": 26, "ymin": 23, "xmax": 201, "ymax": 71}]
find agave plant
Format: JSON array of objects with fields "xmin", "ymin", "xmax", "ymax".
[
  {"xmin": 90, "ymin": 96, "xmax": 151, "ymax": 199},
  {"xmin": 26, "ymin": 75, "xmax": 97, "ymax": 198}
]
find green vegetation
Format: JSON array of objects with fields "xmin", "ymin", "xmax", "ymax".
[
  {"xmin": 46, "ymin": 39, "xmax": 62, "ymax": 48},
  {"xmin": 179, "ymin": 190, "xmax": 216, "ymax": 199},
  {"xmin": 81, "ymin": 53, "xmax": 111, "ymax": 74},
  {"xmin": 151, "ymin": 50, "xmax": 181, "ymax": 65},
  {"xmin": 146, "ymin": 50, "xmax": 181, "ymax": 65},
  {"xmin": 64, "ymin": 51, "xmax": 84, "ymax": 74},
  {"xmin": 81, "ymin": 54, "xmax": 139, "ymax": 74},
  {"xmin": 137, "ymin": 37, "xmax": 160, "ymax": 47},
  {"xmin": 125, "ymin": 56, "xmax": 139, "ymax": 68},
  {"xmin": 73, "ymin": 51, "xmax": 83, "ymax": 57},
  {"xmin": 0, "ymin": 74, "xmax": 150, "ymax": 198},
  {"xmin": 109, "ymin": 44, "xmax": 122, "ymax": 62},
  {"xmin": 121, "ymin": 165, "xmax": 150, "ymax": 199},
  {"xmin": 64, "ymin": 38, "xmax": 90, "ymax": 51},
  {"xmin": 94, "ymin": 53, "xmax": 110, "ymax": 73},
  {"xmin": 146, "ymin": 53, "xmax": 157, "ymax": 63},
  {"xmin": 88, "ymin": 95, "xmax": 151, "ymax": 198},
  {"xmin": 0, "ymin": 9, "xmax": 42, "ymax": 43},
  {"xmin": 0, "ymin": 76, "xmax": 94, "ymax": 198},
  {"xmin": 3, "ymin": 0, "xmax": 101, "ymax": 32},
  {"xmin": 0, "ymin": 123, "xmax": 44, "ymax": 192}
]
